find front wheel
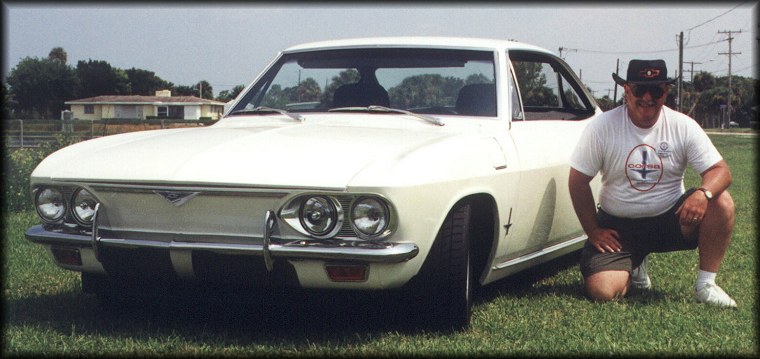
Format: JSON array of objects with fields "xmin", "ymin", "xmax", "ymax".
[{"xmin": 405, "ymin": 203, "xmax": 473, "ymax": 331}]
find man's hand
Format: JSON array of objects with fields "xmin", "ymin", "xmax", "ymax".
[
  {"xmin": 588, "ymin": 227, "xmax": 622, "ymax": 253},
  {"xmin": 675, "ymin": 191, "xmax": 708, "ymax": 226}
]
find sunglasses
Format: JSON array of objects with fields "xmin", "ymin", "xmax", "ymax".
[{"xmin": 630, "ymin": 84, "xmax": 667, "ymax": 99}]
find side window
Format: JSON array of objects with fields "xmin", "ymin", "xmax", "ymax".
[
  {"xmin": 509, "ymin": 50, "xmax": 593, "ymax": 121},
  {"xmin": 509, "ymin": 71, "xmax": 524, "ymax": 121},
  {"xmin": 560, "ymin": 75, "xmax": 585, "ymax": 110},
  {"xmin": 512, "ymin": 61, "xmax": 557, "ymax": 108}
]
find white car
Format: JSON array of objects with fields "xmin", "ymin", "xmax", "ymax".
[{"xmin": 26, "ymin": 37, "xmax": 601, "ymax": 330}]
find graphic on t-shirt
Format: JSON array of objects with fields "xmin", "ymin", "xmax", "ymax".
[{"xmin": 625, "ymin": 144, "xmax": 663, "ymax": 191}]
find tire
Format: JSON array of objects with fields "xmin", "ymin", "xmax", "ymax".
[{"xmin": 406, "ymin": 203, "xmax": 473, "ymax": 331}]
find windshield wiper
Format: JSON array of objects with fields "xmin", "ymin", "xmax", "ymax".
[
  {"xmin": 328, "ymin": 105, "xmax": 444, "ymax": 126},
  {"xmin": 228, "ymin": 106, "xmax": 305, "ymax": 122}
]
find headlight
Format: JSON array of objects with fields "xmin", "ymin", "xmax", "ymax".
[
  {"xmin": 35, "ymin": 187, "xmax": 66, "ymax": 223},
  {"xmin": 71, "ymin": 188, "xmax": 99, "ymax": 226},
  {"xmin": 351, "ymin": 197, "xmax": 390, "ymax": 238},
  {"xmin": 299, "ymin": 196, "xmax": 341, "ymax": 238}
]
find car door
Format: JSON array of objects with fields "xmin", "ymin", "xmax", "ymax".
[{"xmin": 485, "ymin": 50, "xmax": 599, "ymax": 282}]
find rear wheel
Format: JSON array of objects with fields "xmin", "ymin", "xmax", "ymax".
[{"xmin": 406, "ymin": 203, "xmax": 473, "ymax": 331}]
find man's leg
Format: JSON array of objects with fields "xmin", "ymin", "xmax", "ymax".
[
  {"xmin": 685, "ymin": 191, "xmax": 736, "ymax": 307},
  {"xmin": 584, "ymin": 270, "xmax": 629, "ymax": 301},
  {"xmin": 693, "ymin": 191, "xmax": 734, "ymax": 272}
]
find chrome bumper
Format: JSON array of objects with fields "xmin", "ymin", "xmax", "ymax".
[{"xmin": 25, "ymin": 225, "xmax": 419, "ymax": 265}]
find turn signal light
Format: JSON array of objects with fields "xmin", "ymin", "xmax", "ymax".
[
  {"xmin": 325, "ymin": 264, "xmax": 368, "ymax": 282},
  {"xmin": 51, "ymin": 247, "xmax": 82, "ymax": 266}
]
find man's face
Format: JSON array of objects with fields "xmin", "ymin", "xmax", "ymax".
[{"xmin": 624, "ymin": 83, "xmax": 669, "ymax": 128}]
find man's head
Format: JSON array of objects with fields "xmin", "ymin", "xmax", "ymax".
[{"xmin": 612, "ymin": 60, "xmax": 677, "ymax": 128}]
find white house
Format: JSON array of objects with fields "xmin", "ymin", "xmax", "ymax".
[{"xmin": 65, "ymin": 90, "xmax": 226, "ymax": 121}]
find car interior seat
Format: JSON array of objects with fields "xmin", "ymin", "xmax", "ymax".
[
  {"xmin": 332, "ymin": 82, "xmax": 390, "ymax": 108},
  {"xmin": 455, "ymin": 83, "xmax": 496, "ymax": 116}
]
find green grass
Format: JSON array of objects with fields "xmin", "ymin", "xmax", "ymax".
[{"xmin": 3, "ymin": 134, "xmax": 757, "ymax": 356}]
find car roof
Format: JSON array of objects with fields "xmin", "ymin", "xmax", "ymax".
[{"xmin": 283, "ymin": 37, "xmax": 555, "ymax": 56}]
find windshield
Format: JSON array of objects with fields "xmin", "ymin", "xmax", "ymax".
[{"xmin": 231, "ymin": 48, "xmax": 497, "ymax": 117}]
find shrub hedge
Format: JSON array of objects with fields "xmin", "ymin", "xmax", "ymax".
[{"xmin": 3, "ymin": 133, "xmax": 82, "ymax": 212}]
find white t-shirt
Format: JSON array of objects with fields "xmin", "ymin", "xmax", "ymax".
[{"xmin": 570, "ymin": 105, "xmax": 722, "ymax": 218}]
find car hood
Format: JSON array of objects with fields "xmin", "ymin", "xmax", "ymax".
[{"xmin": 33, "ymin": 114, "xmax": 464, "ymax": 189}]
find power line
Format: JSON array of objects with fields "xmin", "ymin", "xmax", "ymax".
[
  {"xmin": 682, "ymin": 1, "xmax": 749, "ymax": 32},
  {"xmin": 573, "ymin": 48, "xmax": 674, "ymax": 55},
  {"xmin": 571, "ymin": 38, "xmax": 726, "ymax": 57}
]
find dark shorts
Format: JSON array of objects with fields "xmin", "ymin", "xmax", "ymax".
[{"xmin": 579, "ymin": 189, "xmax": 699, "ymax": 278}]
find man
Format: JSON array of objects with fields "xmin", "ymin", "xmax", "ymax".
[{"xmin": 568, "ymin": 59, "xmax": 736, "ymax": 307}]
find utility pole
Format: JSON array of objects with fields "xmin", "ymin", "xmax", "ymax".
[
  {"xmin": 559, "ymin": 47, "xmax": 577, "ymax": 59},
  {"xmin": 677, "ymin": 32, "xmax": 683, "ymax": 112},
  {"xmin": 613, "ymin": 59, "xmax": 620, "ymax": 104},
  {"xmin": 718, "ymin": 30, "xmax": 742, "ymax": 128},
  {"xmin": 683, "ymin": 61, "xmax": 702, "ymax": 82}
]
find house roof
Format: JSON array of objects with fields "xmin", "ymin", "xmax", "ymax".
[{"xmin": 65, "ymin": 95, "xmax": 226, "ymax": 106}]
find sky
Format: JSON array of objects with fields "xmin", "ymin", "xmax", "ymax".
[{"xmin": 2, "ymin": 2, "xmax": 757, "ymax": 99}]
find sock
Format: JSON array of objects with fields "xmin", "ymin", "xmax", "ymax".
[{"xmin": 695, "ymin": 270, "xmax": 717, "ymax": 290}]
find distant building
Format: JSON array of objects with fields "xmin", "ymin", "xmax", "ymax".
[{"xmin": 65, "ymin": 90, "xmax": 226, "ymax": 121}]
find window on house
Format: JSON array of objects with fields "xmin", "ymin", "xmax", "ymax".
[
  {"xmin": 157, "ymin": 106, "xmax": 168, "ymax": 117},
  {"xmin": 115, "ymin": 105, "xmax": 142, "ymax": 119},
  {"xmin": 168, "ymin": 106, "xmax": 184, "ymax": 119},
  {"xmin": 84, "ymin": 105, "xmax": 94, "ymax": 114}
]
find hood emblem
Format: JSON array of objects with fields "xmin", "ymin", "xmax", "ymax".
[{"xmin": 154, "ymin": 190, "xmax": 201, "ymax": 207}]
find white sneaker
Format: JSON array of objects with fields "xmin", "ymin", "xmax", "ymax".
[
  {"xmin": 694, "ymin": 283, "xmax": 737, "ymax": 308},
  {"xmin": 631, "ymin": 256, "xmax": 651, "ymax": 290}
]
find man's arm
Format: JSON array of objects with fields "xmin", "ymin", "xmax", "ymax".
[
  {"xmin": 568, "ymin": 168, "xmax": 621, "ymax": 253},
  {"xmin": 675, "ymin": 160, "xmax": 732, "ymax": 226}
]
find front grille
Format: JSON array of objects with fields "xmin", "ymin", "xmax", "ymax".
[
  {"xmin": 90, "ymin": 185, "xmax": 287, "ymax": 242},
  {"xmin": 336, "ymin": 196, "xmax": 358, "ymax": 238},
  {"xmin": 39, "ymin": 183, "xmax": 374, "ymax": 242}
]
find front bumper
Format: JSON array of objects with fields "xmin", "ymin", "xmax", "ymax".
[
  {"xmin": 26, "ymin": 186, "xmax": 422, "ymax": 288},
  {"xmin": 25, "ymin": 225, "xmax": 419, "ymax": 264}
]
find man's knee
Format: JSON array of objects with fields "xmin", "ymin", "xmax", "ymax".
[
  {"xmin": 701, "ymin": 190, "xmax": 735, "ymax": 235},
  {"xmin": 715, "ymin": 191, "xmax": 734, "ymax": 218},
  {"xmin": 584, "ymin": 270, "xmax": 629, "ymax": 302},
  {"xmin": 711, "ymin": 190, "xmax": 735, "ymax": 219}
]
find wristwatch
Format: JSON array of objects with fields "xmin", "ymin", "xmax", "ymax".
[{"xmin": 697, "ymin": 187, "xmax": 713, "ymax": 201}]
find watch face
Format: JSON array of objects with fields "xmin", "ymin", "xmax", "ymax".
[{"xmin": 701, "ymin": 188, "xmax": 713, "ymax": 199}]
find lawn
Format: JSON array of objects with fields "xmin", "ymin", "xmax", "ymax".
[{"xmin": 3, "ymin": 134, "xmax": 756, "ymax": 357}]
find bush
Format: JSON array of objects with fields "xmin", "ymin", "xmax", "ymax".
[
  {"xmin": 97, "ymin": 118, "xmax": 143, "ymax": 124},
  {"xmin": 4, "ymin": 147, "xmax": 45, "ymax": 212},
  {"xmin": 199, "ymin": 117, "xmax": 218, "ymax": 126},
  {"xmin": 3, "ymin": 133, "xmax": 82, "ymax": 212}
]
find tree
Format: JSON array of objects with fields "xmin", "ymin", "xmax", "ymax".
[
  {"xmin": 388, "ymin": 74, "xmax": 463, "ymax": 109},
  {"xmin": 6, "ymin": 56, "xmax": 79, "ymax": 119},
  {"xmin": 262, "ymin": 84, "xmax": 286, "ymax": 108},
  {"xmin": 692, "ymin": 71, "xmax": 716, "ymax": 92},
  {"xmin": 2, "ymin": 81, "xmax": 15, "ymax": 119},
  {"xmin": 320, "ymin": 69, "xmax": 360, "ymax": 105},
  {"xmin": 296, "ymin": 78, "xmax": 321, "ymax": 102},
  {"xmin": 76, "ymin": 59, "xmax": 130, "ymax": 98},
  {"xmin": 595, "ymin": 95, "xmax": 616, "ymax": 111},
  {"xmin": 172, "ymin": 85, "xmax": 195, "ymax": 96},
  {"xmin": 512, "ymin": 61, "xmax": 557, "ymax": 107},
  {"xmin": 125, "ymin": 68, "xmax": 173, "ymax": 96},
  {"xmin": 682, "ymin": 75, "xmax": 757, "ymax": 128},
  {"xmin": 48, "ymin": 47, "xmax": 67, "ymax": 64},
  {"xmin": 725, "ymin": 76, "xmax": 757, "ymax": 127},
  {"xmin": 194, "ymin": 80, "xmax": 213, "ymax": 99},
  {"xmin": 215, "ymin": 85, "xmax": 246, "ymax": 102}
]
